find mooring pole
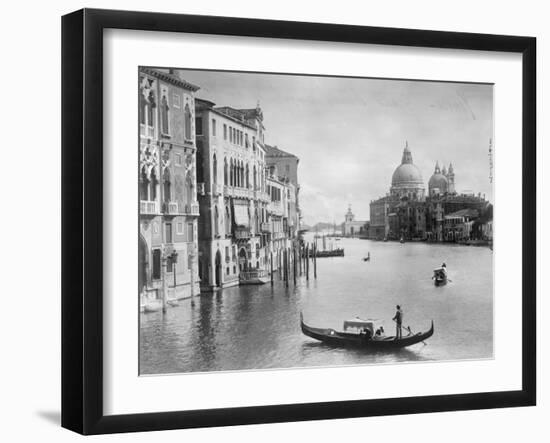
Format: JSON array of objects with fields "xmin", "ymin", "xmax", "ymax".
[
  {"xmin": 293, "ymin": 247, "xmax": 297, "ymax": 285},
  {"xmin": 270, "ymin": 251, "xmax": 274, "ymax": 285},
  {"xmin": 306, "ymin": 244, "xmax": 310, "ymax": 281},
  {"xmin": 313, "ymin": 243, "xmax": 317, "ymax": 279}
]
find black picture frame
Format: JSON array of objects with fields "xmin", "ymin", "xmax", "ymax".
[{"xmin": 61, "ymin": 8, "xmax": 536, "ymax": 435}]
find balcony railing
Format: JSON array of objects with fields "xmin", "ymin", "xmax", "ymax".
[
  {"xmin": 139, "ymin": 124, "xmax": 154, "ymax": 138},
  {"xmin": 234, "ymin": 227, "xmax": 251, "ymax": 240},
  {"xmin": 268, "ymin": 201, "xmax": 283, "ymax": 216},
  {"xmin": 260, "ymin": 222, "xmax": 271, "ymax": 233},
  {"xmin": 140, "ymin": 200, "xmax": 158, "ymax": 215},
  {"xmin": 162, "ymin": 201, "xmax": 179, "ymax": 215},
  {"xmin": 272, "ymin": 231, "xmax": 286, "ymax": 240},
  {"xmin": 184, "ymin": 202, "xmax": 200, "ymax": 216}
]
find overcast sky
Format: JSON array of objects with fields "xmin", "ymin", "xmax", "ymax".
[{"xmin": 176, "ymin": 69, "xmax": 494, "ymax": 226}]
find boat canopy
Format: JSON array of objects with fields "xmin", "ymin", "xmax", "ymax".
[{"xmin": 343, "ymin": 318, "xmax": 375, "ymax": 333}]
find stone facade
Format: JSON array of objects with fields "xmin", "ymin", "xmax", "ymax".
[
  {"xmin": 195, "ymin": 99, "xmax": 272, "ymax": 290},
  {"xmin": 139, "ymin": 68, "xmax": 201, "ymax": 307}
]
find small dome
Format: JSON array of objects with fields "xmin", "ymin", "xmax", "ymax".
[{"xmin": 429, "ymin": 172, "xmax": 449, "ymax": 193}]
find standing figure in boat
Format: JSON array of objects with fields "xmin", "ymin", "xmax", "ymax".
[{"xmin": 392, "ymin": 305, "xmax": 404, "ymax": 339}]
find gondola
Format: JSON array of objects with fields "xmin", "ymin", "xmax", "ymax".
[
  {"xmin": 300, "ymin": 313, "xmax": 434, "ymax": 349},
  {"xmin": 433, "ymin": 267, "xmax": 448, "ymax": 286}
]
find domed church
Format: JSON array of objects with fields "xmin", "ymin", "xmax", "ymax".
[
  {"xmin": 428, "ymin": 161, "xmax": 455, "ymax": 196},
  {"xmin": 368, "ymin": 141, "xmax": 490, "ymax": 242},
  {"xmin": 390, "ymin": 141, "xmax": 425, "ymax": 200}
]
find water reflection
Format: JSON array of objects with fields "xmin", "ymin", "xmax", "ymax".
[{"xmin": 140, "ymin": 238, "xmax": 493, "ymax": 375}]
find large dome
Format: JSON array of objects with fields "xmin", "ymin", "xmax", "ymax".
[{"xmin": 392, "ymin": 163, "xmax": 424, "ymax": 186}]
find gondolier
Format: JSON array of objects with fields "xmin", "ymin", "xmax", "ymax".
[{"xmin": 392, "ymin": 305, "xmax": 403, "ymax": 339}]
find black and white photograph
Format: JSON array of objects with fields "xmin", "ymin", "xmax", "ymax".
[{"xmin": 138, "ymin": 68, "xmax": 494, "ymax": 375}]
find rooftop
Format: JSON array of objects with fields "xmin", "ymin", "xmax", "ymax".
[{"xmin": 265, "ymin": 144, "xmax": 299, "ymax": 160}]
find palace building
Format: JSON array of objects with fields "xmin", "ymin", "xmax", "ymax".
[{"xmin": 138, "ymin": 68, "xmax": 201, "ymax": 307}]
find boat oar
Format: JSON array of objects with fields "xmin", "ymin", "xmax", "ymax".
[{"xmin": 393, "ymin": 320, "xmax": 427, "ymax": 345}]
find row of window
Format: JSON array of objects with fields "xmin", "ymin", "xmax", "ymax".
[
  {"xmin": 139, "ymin": 78, "xmax": 193, "ymax": 140},
  {"xmin": 208, "ymin": 118, "xmax": 256, "ymax": 148}
]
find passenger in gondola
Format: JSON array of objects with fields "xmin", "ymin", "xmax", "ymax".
[
  {"xmin": 374, "ymin": 326, "xmax": 385, "ymax": 339},
  {"xmin": 441, "ymin": 263, "xmax": 447, "ymax": 277},
  {"xmin": 392, "ymin": 305, "xmax": 403, "ymax": 339},
  {"xmin": 361, "ymin": 327, "xmax": 372, "ymax": 341}
]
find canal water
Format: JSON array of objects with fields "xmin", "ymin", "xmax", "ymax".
[{"xmin": 140, "ymin": 237, "xmax": 493, "ymax": 375}]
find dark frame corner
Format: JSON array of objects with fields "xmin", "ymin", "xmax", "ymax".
[{"xmin": 62, "ymin": 8, "xmax": 536, "ymax": 435}]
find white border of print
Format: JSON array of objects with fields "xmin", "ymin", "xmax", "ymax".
[{"xmin": 103, "ymin": 29, "xmax": 521, "ymax": 416}]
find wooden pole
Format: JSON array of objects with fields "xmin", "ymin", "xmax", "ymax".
[
  {"xmin": 270, "ymin": 251, "xmax": 274, "ymax": 285},
  {"xmin": 299, "ymin": 245, "xmax": 302, "ymax": 275},
  {"xmin": 306, "ymin": 244, "xmax": 310, "ymax": 281},
  {"xmin": 285, "ymin": 248, "xmax": 288, "ymax": 288},
  {"xmin": 313, "ymin": 243, "xmax": 317, "ymax": 279},
  {"xmin": 190, "ymin": 253, "xmax": 195, "ymax": 307},
  {"xmin": 293, "ymin": 247, "xmax": 297, "ymax": 285},
  {"xmin": 162, "ymin": 255, "xmax": 167, "ymax": 313}
]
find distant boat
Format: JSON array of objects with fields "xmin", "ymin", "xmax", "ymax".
[
  {"xmin": 400, "ymin": 236, "xmax": 405, "ymax": 243},
  {"xmin": 314, "ymin": 248, "xmax": 344, "ymax": 258},
  {"xmin": 239, "ymin": 269, "xmax": 270, "ymax": 285},
  {"xmin": 141, "ymin": 299, "xmax": 162, "ymax": 313},
  {"xmin": 363, "ymin": 252, "xmax": 371, "ymax": 261},
  {"xmin": 300, "ymin": 313, "xmax": 434, "ymax": 349},
  {"xmin": 433, "ymin": 267, "xmax": 448, "ymax": 286}
]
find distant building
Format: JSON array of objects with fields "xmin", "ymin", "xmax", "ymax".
[
  {"xmin": 368, "ymin": 142, "xmax": 492, "ymax": 242},
  {"xmin": 342, "ymin": 205, "xmax": 368, "ymax": 237},
  {"xmin": 138, "ymin": 68, "xmax": 201, "ymax": 306},
  {"xmin": 265, "ymin": 144, "xmax": 301, "ymax": 237}
]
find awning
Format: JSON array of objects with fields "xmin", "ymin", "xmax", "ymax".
[{"xmin": 233, "ymin": 204, "xmax": 250, "ymax": 227}]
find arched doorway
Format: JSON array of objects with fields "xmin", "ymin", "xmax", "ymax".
[
  {"xmin": 138, "ymin": 235, "xmax": 148, "ymax": 293},
  {"xmin": 238, "ymin": 248, "xmax": 248, "ymax": 272},
  {"xmin": 215, "ymin": 250, "xmax": 222, "ymax": 287}
]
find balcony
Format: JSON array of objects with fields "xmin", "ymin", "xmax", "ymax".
[
  {"xmin": 234, "ymin": 227, "xmax": 251, "ymax": 240},
  {"xmin": 162, "ymin": 201, "xmax": 179, "ymax": 215},
  {"xmin": 213, "ymin": 183, "xmax": 223, "ymax": 196},
  {"xmin": 140, "ymin": 200, "xmax": 158, "ymax": 215},
  {"xmin": 183, "ymin": 202, "xmax": 200, "ymax": 216},
  {"xmin": 272, "ymin": 231, "xmax": 286, "ymax": 240},
  {"xmin": 260, "ymin": 222, "xmax": 271, "ymax": 233},
  {"xmin": 268, "ymin": 201, "xmax": 283, "ymax": 216},
  {"xmin": 139, "ymin": 124, "xmax": 154, "ymax": 139}
]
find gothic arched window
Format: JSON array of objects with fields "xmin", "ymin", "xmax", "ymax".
[
  {"xmin": 184, "ymin": 104, "xmax": 192, "ymax": 139},
  {"xmin": 212, "ymin": 153, "xmax": 218, "ymax": 186},
  {"xmin": 224, "ymin": 158, "xmax": 228, "ymax": 185},
  {"xmin": 246, "ymin": 164, "xmax": 250, "ymax": 189},
  {"xmin": 214, "ymin": 205, "xmax": 219, "ymax": 237},
  {"xmin": 149, "ymin": 169, "xmax": 158, "ymax": 201},
  {"xmin": 160, "ymin": 94, "xmax": 169, "ymax": 135},
  {"xmin": 163, "ymin": 168, "xmax": 171, "ymax": 202},
  {"xmin": 225, "ymin": 206, "xmax": 231, "ymax": 235},
  {"xmin": 140, "ymin": 167, "xmax": 149, "ymax": 201}
]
